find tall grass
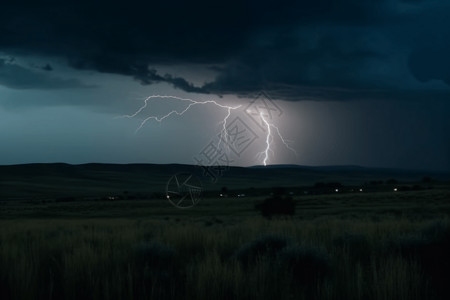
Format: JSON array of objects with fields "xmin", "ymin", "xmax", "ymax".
[{"xmin": 0, "ymin": 217, "xmax": 448, "ymax": 299}]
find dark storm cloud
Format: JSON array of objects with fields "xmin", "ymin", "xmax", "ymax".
[
  {"xmin": 202, "ymin": 0, "xmax": 450, "ymax": 101},
  {"xmin": 69, "ymin": 58, "xmax": 206, "ymax": 93},
  {"xmin": 0, "ymin": 0, "xmax": 251, "ymax": 67},
  {"xmin": 41, "ymin": 64, "xmax": 53, "ymax": 71},
  {"xmin": 0, "ymin": 58, "xmax": 91, "ymax": 90},
  {"xmin": 1, "ymin": 0, "xmax": 449, "ymax": 101},
  {"xmin": 409, "ymin": 45, "xmax": 450, "ymax": 85}
]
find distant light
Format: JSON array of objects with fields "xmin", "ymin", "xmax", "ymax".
[
  {"xmin": 359, "ymin": 189, "xmax": 363, "ymax": 192},
  {"xmin": 394, "ymin": 188, "xmax": 398, "ymax": 192},
  {"xmin": 219, "ymin": 193, "xmax": 223, "ymax": 197},
  {"xmin": 335, "ymin": 189, "xmax": 339, "ymax": 192}
]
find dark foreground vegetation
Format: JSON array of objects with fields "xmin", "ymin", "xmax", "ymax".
[
  {"xmin": 1, "ymin": 215, "xmax": 450, "ymax": 300},
  {"xmin": 1, "ymin": 164, "xmax": 450, "ymax": 299},
  {"xmin": 1, "ymin": 188, "xmax": 450, "ymax": 299}
]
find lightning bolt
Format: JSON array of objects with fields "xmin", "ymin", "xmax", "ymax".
[
  {"xmin": 260, "ymin": 112, "xmax": 272, "ymax": 166},
  {"xmin": 259, "ymin": 112, "xmax": 297, "ymax": 166},
  {"xmin": 118, "ymin": 95, "xmax": 241, "ymax": 136},
  {"xmin": 119, "ymin": 95, "xmax": 296, "ymax": 167}
]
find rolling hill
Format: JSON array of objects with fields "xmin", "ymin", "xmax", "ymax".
[{"xmin": 1, "ymin": 163, "xmax": 449, "ymax": 201}]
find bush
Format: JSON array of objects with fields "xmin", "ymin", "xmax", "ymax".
[
  {"xmin": 395, "ymin": 221, "xmax": 450, "ymax": 259},
  {"xmin": 134, "ymin": 241, "xmax": 176, "ymax": 268},
  {"xmin": 255, "ymin": 195, "xmax": 295, "ymax": 218},
  {"xmin": 394, "ymin": 221, "xmax": 450, "ymax": 299},
  {"xmin": 277, "ymin": 246, "xmax": 331, "ymax": 286},
  {"xmin": 333, "ymin": 233, "xmax": 371, "ymax": 265},
  {"xmin": 234, "ymin": 235, "xmax": 290, "ymax": 267}
]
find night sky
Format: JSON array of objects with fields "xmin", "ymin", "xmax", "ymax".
[{"xmin": 0, "ymin": 0, "xmax": 449, "ymax": 171}]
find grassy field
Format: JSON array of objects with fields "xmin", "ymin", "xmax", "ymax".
[
  {"xmin": 1, "ymin": 188, "xmax": 450, "ymax": 299},
  {"xmin": 1, "ymin": 164, "xmax": 450, "ymax": 299}
]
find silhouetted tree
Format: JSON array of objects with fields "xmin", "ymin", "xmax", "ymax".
[
  {"xmin": 255, "ymin": 188, "xmax": 295, "ymax": 218},
  {"xmin": 221, "ymin": 186, "xmax": 228, "ymax": 196}
]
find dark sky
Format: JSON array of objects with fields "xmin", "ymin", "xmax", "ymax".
[{"xmin": 0, "ymin": 0, "xmax": 449, "ymax": 171}]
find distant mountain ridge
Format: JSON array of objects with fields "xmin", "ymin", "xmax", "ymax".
[
  {"xmin": 250, "ymin": 164, "xmax": 368, "ymax": 171},
  {"xmin": 0, "ymin": 163, "xmax": 449, "ymax": 201},
  {"xmin": 250, "ymin": 163, "xmax": 449, "ymax": 174},
  {"xmin": 1, "ymin": 162, "xmax": 448, "ymax": 178}
]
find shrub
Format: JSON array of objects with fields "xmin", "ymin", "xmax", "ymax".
[
  {"xmin": 255, "ymin": 195, "xmax": 295, "ymax": 218},
  {"xmin": 234, "ymin": 235, "xmax": 290, "ymax": 267},
  {"xmin": 333, "ymin": 233, "xmax": 371, "ymax": 265},
  {"xmin": 277, "ymin": 246, "xmax": 332, "ymax": 286},
  {"xmin": 394, "ymin": 221, "xmax": 450, "ymax": 299},
  {"xmin": 134, "ymin": 241, "xmax": 176, "ymax": 271}
]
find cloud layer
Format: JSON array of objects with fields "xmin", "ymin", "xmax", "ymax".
[
  {"xmin": 0, "ymin": 58, "xmax": 91, "ymax": 90},
  {"xmin": 1, "ymin": 0, "xmax": 449, "ymax": 101}
]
